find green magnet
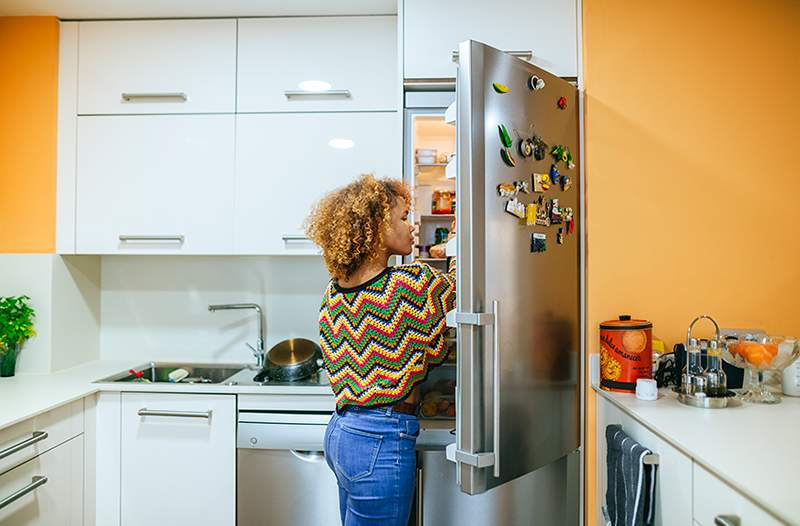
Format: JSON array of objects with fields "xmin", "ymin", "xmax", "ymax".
[
  {"xmin": 500, "ymin": 148, "xmax": 516, "ymax": 167},
  {"xmin": 498, "ymin": 124, "xmax": 513, "ymax": 148},
  {"xmin": 492, "ymin": 82, "xmax": 510, "ymax": 94}
]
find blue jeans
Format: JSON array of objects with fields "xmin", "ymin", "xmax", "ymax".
[{"xmin": 324, "ymin": 406, "xmax": 420, "ymax": 526}]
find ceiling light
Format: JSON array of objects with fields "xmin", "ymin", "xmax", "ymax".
[
  {"xmin": 298, "ymin": 80, "xmax": 332, "ymax": 92},
  {"xmin": 328, "ymin": 138, "xmax": 355, "ymax": 150}
]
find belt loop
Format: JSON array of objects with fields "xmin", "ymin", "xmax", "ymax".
[{"xmin": 385, "ymin": 406, "xmax": 393, "ymax": 416}]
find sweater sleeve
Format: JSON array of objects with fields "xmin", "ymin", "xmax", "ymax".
[{"xmin": 425, "ymin": 256, "xmax": 456, "ymax": 365}]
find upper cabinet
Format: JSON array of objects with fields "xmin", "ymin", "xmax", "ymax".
[
  {"xmin": 237, "ymin": 16, "xmax": 398, "ymax": 112},
  {"xmin": 77, "ymin": 19, "xmax": 237, "ymax": 114},
  {"xmin": 402, "ymin": 0, "xmax": 578, "ymax": 79}
]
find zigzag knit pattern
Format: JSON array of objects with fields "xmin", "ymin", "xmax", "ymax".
[{"xmin": 319, "ymin": 259, "xmax": 456, "ymax": 409}]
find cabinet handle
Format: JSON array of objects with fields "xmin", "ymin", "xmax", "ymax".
[
  {"xmin": 119, "ymin": 235, "xmax": 185, "ymax": 243},
  {"xmin": 416, "ymin": 467, "xmax": 424, "ymax": 526},
  {"xmin": 121, "ymin": 92, "xmax": 187, "ymax": 102},
  {"xmin": 281, "ymin": 235, "xmax": 311, "ymax": 242},
  {"xmin": 138, "ymin": 408, "xmax": 212, "ymax": 419},
  {"xmin": 0, "ymin": 476, "xmax": 48, "ymax": 510},
  {"xmin": 491, "ymin": 299, "xmax": 500, "ymax": 478},
  {"xmin": 0, "ymin": 431, "xmax": 48, "ymax": 461},
  {"xmin": 289, "ymin": 450, "xmax": 325, "ymax": 463},
  {"xmin": 714, "ymin": 516, "xmax": 741, "ymax": 526},
  {"xmin": 451, "ymin": 50, "xmax": 533, "ymax": 62},
  {"xmin": 284, "ymin": 89, "xmax": 351, "ymax": 99}
]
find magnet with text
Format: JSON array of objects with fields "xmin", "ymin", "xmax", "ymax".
[
  {"xmin": 557, "ymin": 228, "xmax": 565, "ymax": 245},
  {"xmin": 550, "ymin": 145, "xmax": 575, "ymax": 169},
  {"xmin": 492, "ymin": 82, "xmax": 511, "ymax": 94},
  {"xmin": 531, "ymin": 233, "xmax": 547, "ymax": 253},
  {"xmin": 550, "ymin": 198, "xmax": 563, "ymax": 225},
  {"xmin": 504, "ymin": 198, "xmax": 526, "ymax": 219},
  {"xmin": 533, "ymin": 173, "xmax": 551, "ymax": 193},
  {"xmin": 528, "ymin": 75, "xmax": 546, "ymax": 91},
  {"xmin": 557, "ymin": 96, "xmax": 567, "ymax": 110}
]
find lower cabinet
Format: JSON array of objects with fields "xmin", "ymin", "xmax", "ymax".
[
  {"xmin": 0, "ymin": 435, "xmax": 84, "ymax": 525},
  {"xmin": 120, "ymin": 393, "xmax": 236, "ymax": 526},
  {"xmin": 693, "ymin": 463, "xmax": 783, "ymax": 526}
]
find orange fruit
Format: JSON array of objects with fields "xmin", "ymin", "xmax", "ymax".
[
  {"xmin": 763, "ymin": 343, "xmax": 779, "ymax": 357},
  {"xmin": 741, "ymin": 343, "xmax": 773, "ymax": 368}
]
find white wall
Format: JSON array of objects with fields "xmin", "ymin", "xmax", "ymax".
[{"xmin": 99, "ymin": 255, "xmax": 330, "ymax": 364}]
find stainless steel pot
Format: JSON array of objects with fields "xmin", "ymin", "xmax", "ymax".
[{"xmin": 253, "ymin": 338, "xmax": 323, "ymax": 382}]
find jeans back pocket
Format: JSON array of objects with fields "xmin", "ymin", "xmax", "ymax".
[{"xmin": 336, "ymin": 424, "xmax": 382, "ymax": 482}]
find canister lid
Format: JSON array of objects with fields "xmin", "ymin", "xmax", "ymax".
[{"xmin": 600, "ymin": 315, "xmax": 652, "ymax": 330}]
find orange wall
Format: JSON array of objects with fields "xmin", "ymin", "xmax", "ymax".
[
  {"xmin": 582, "ymin": 0, "xmax": 800, "ymax": 522},
  {"xmin": 0, "ymin": 17, "xmax": 59, "ymax": 253}
]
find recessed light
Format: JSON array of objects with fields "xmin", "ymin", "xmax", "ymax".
[
  {"xmin": 298, "ymin": 80, "xmax": 332, "ymax": 92},
  {"xmin": 328, "ymin": 138, "xmax": 355, "ymax": 150}
]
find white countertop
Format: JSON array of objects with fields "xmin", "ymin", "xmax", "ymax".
[
  {"xmin": 0, "ymin": 360, "xmax": 333, "ymax": 431},
  {"xmin": 593, "ymin": 384, "xmax": 799, "ymax": 525}
]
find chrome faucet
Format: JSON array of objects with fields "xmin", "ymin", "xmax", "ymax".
[{"xmin": 208, "ymin": 303, "xmax": 265, "ymax": 368}]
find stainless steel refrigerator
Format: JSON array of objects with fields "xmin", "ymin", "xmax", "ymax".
[{"xmin": 408, "ymin": 40, "xmax": 582, "ymax": 526}]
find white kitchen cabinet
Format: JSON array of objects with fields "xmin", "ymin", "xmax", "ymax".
[
  {"xmin": 120, "ymin": 393, "xmax": 236, "ymax": 526},
  {"xmin": 596, "ymin": 395, "xmax": 693, "ymax": 526},
  {"xmin": 0, "ymin": 435, "xmax": 83, "ymax": 525},
  {"xmin": 693, "ymin": 463, "xmax": 782, "ymax": 526},
  {"xmin": 238, "ymin": 16, "xmax": 398, "ymax": 113},
  {"xmin": 402, "ymin": 0, "xmax": 578, "ymax": 79},
  {"xmin": 78, "ymin": 19, "xmax": 236, "ymax": 114},
  {"xmin": 234, "ymin": 112, "xmax": 401, "ymax": 254},
  {"xmin": 75, "ymin": 115, "xmax": 235, "ymax": 254}
]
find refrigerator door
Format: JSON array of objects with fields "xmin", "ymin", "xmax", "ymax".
[{"xmin": 454, "ymin": 40, "xmax": 581, "ymax": 495}]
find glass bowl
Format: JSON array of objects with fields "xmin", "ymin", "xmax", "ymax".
[{"xmin": 722, "ymin": 336, "xmax": 800, "ymax": 403}]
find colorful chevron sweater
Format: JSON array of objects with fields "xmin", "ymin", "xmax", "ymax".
[{"xmin": 319, "ymin": 259, "xmax": 456, "ymax": 410}]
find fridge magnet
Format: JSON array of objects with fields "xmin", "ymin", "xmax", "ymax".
[
  {"xmin": 500, "ymin": 148, "xmax": 516, "ymax": 167},
  {"xmin": 528, "ymin": 75, "xmax": 546, "ymax": 91},
  {"xmin": 492, "ymin": 82, "xmax": 511, "ymax": 94},
  {"xmin": 533, "ymin": 172, "xmax": 551, "ymax": 193},
  {"xmin": 561, "ymin": 174, "xmax": 572, "ymax": 192},
  {"xmin": 498, "ymin": 124, "xmax": 513, "ymax": 148},
  {"xmin": 550, "ymin": 198, "xmax": 563, "ymax": 225},
  {"xmin": 514, "ymin": 180, "xmax": 530, "ymax": 194},
  {"xmin": 533, "ymin": 136, "xmax": 547, "ymax": 161},
  {"xmin": 550, "ymin": 145, "xmax": 575, "ymax": 169},
  {"xmin": 557, "ymin": 96, "xmax": 568, "ymax": 110},
  {"xmin": 497, "ymin": 183, "xmax": 517, "ymax": 197},
  {"xmin": 504, "ymin": 198, "xmax": 527, "ymax": 219},
  {"xmin": 557, "ymin": 228, "xmax": 565, "ymax": 245},
  {"xmin": 563, "ymin": 207, "xmax": 575, "ymax": 234},
  {"xmin": 526, "ymin": 203, "xmax": 537, "ymax": 226},
  {"xmin": 549, "ymin": 164, "xmax": 561, "ymax": 185},
  {"xmin": 535, "ymin": 196, "xmax": 551, "ymax": 226},
  {"xmin": 531, "ymin": 233, "xmax": 547, "ymax": 253},
  {"xmin": 519, "ymin": 138, "xmax": 534, "ymax": 158}
]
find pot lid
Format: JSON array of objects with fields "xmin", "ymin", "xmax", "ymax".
[
  {"xmin": 600, "ymin": 315, "xmax": 652, "ymax": 330},
  {"xmin": 268, "ymin": 338, "xmax": 320, "ymax": 366}
]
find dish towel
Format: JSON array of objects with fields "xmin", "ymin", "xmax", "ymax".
[{"xmin": 604, "ymin": 424, "xmax": 657, "ymax": 526}]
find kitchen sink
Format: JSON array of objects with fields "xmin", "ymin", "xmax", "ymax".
[{"xmin": 96, "ymin": 362, "xmax": 251, "ymax": 385}]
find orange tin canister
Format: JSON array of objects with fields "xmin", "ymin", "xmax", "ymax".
[{"xmin": 599, "ymin": 315, "xmax": 653, "ymax": 393}]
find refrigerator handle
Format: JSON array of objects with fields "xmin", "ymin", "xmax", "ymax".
[{"xmin": 491, "ymin": 299, "xmax": 500, "ymax": 478}]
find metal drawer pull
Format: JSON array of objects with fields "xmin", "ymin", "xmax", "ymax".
[
  {"xmin": 138, "ymin": 409, "xmax": 212, "ymax": 419},
  {"xmin": 0, "ymin": 431, "xmax": 48, "ymax": 461},
  {"xmin": 0, "ymin": 476, "xmax": 48, "ymax": 510},
  {"xmin": 714, "ymin": 516, "xmax": 741, "ymax": 526},
  {"xmin": 289, "ymin": 450, "xmax": 325, "ymax": 463},
  {"xmin": 284, "ymin": 89, "xmax": 351, "ymax": 99},
  {"xmin": 452, "ymin": 50, "xmax": 533, "ymax": 62},
  {"xmin": 119, "ymin": 235, "xmax": 185, "ymax": 243},
  {"xmin": 643, "ymin": 453, "xmax": 659, "ymax": 465},
  {"xmin": 121, "ymin": 92, "xmax": 187, "ymax": 102},
  {"xmin": 281, "ymin": 235, "xmax": 312, "ymax": 241},
  {"xmin": 491, "ymin": 299, "xmax": 500, "ymax": 478}
]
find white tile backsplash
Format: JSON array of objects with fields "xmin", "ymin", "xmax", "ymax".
[{"xmin": 99, "ymin": 255, "xmax": 330, "ymax": 364}]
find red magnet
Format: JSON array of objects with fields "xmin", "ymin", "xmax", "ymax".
[{"xmin": 557, "ymin": 96, "xmax": 567, "ymax": 110}]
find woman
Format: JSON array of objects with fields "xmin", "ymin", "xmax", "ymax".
[{"xmin": 305, "ymin": 174, "xmax": 455, "ymax": 526}]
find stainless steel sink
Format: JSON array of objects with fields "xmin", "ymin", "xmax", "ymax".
[{"xmin": 96, "ymin": 362, "xmax": 250, "ymax": 385}]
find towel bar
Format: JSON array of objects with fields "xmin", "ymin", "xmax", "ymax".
[{"xmin": 643, "ymin": 453, "xmax": 659, "ymax": 465}]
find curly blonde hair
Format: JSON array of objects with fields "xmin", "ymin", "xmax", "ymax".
[{"xmin": 305, "ymin": 174, "xmax": 410, "ymax": 282}]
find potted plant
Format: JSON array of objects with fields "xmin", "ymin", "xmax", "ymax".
[{"xmin": 0, "ymin": 295, "xmax": 36, "ymax": 377}]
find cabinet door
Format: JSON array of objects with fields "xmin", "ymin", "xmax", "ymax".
[
  {"xmin": 693, "ymin": 463, "xmax": 783, "ymax": 526},
  {"xmin": 76, "ymin": 115, "xmax": 235, "ymax": 254},
  {"xmin": 0, "ymin": 436, "xmax": 83, "ymax": 526},
  {"xmin": 78, "ymin": 19, "xmax": 236, "ymax": 114},
  {"xmin": 403, "ymin": 0, "xmax": 578, "ymax": 79},
  {"xmin": 120, "ymin": 393, "xmax": 236, "ymax": 526},
  {"xmin": 234, "ymin": 112, "xmax": 401, "ymax": 254},
  {"xmin": 596, "ymin": 396, "xmax": 693, "ymax": 526},
  {"xmin": 238, "ymin": 16, "xmax": 397, "ymax": 113}
]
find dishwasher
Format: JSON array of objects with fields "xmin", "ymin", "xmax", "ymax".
[{"xmin": 237, "ymin": 405, "xmax": 341, "ymax": 526}]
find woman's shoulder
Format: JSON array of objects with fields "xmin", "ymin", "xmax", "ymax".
[{"xmin": 390, "ymin": 261, "xmax": 439, "ymax": 281}]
